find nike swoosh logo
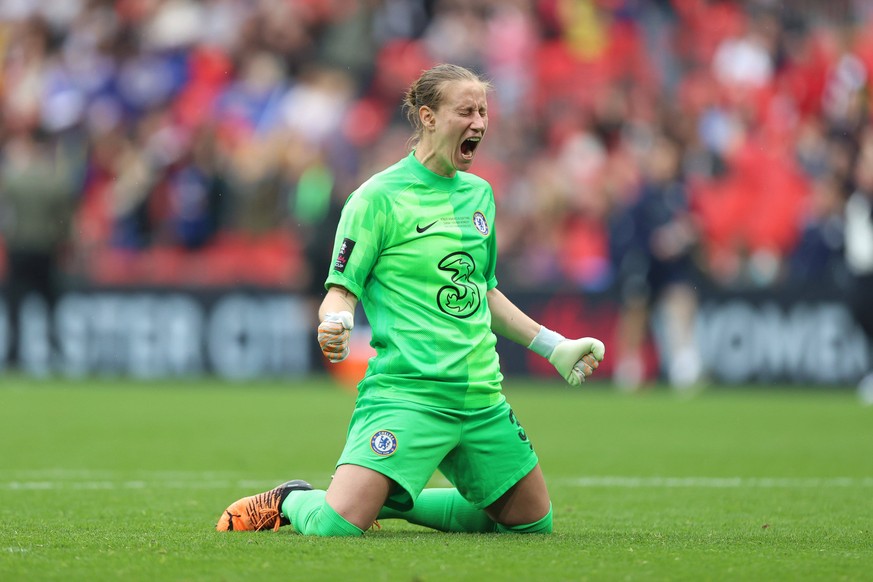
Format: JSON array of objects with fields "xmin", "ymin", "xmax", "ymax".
[{"xmin": 416, "ymin": 221, "xmax": 438, "ymax": 233}]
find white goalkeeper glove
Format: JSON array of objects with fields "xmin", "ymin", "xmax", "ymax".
[
  {"xmin": 528, "ymin": 326, "xmax": 606, "ymax": 386},
  {"xmin": 318, "ymin": 311, "xmax": 354, "ymax": 363}
]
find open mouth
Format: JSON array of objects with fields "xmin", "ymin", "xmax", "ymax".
[{"xmin": 460, "ymin": 137, "xmax": 481, "ymax": 160}]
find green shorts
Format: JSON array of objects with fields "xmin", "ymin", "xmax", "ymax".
[{"xmin": 335, "ymin": 395, "xmax": 539, "ymax": 511}]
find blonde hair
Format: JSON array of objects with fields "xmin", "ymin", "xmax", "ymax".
[{"xmin": 402, "ymin": 64, "xmax": 491, "ymax": 146}]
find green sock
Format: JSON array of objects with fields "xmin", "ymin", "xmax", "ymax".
[
  {"xmin": 495, "ymin": 504, "xmax": 553, "ymax": 534},
  {"xmin": 378, "ymin": 488, "xmax": 498, "ymax": 533},
  {"xmin": 281, "ymin": 490, "xmax": 363, "ymax": 537}
]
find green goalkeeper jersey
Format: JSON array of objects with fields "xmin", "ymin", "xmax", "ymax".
[{"xmin": 325, "ymin": 152, "xmax": 503, "ymax": 410}]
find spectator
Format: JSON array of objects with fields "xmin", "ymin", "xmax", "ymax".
[
  {"xmin": 845, "ymin": 137, "xmax": 873, "ymax": 403},
  {"xmin": 610, "ymin": 131, "xmax": 702, "ymax": 390},
  {"xmin": 0, "ymin": 128, "xmax": 79, "ymax": 371},
  {"xmin": 787, "ymin": 172, "xmax": 846, "ymax": 284}
]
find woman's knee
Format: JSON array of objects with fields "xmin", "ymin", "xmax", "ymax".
[{"xmin": 325, "ymin": 464, "xmax": 394, "ymax": 530}]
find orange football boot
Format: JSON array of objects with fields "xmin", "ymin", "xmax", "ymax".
[{"xmin": 216, "ymin": 480, "xmax": 312, "ymax": 531}]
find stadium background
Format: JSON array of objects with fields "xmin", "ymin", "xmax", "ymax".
[{"xmin": 1, "ymin": 0, "xmax": 871, "ymax": 390}]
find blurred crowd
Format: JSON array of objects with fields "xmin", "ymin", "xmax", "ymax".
[
  {"xmin": 2, "ymin": 0, "xmax": 873, "ymax": 386},
  {"xmin": 2, "ymin": 0, "xmax": 872, "ymax": 289}
]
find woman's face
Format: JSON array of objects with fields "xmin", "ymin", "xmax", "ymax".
[{"xmin": 417, "ymin": 80, "xmax": 488, "ymax": 177}]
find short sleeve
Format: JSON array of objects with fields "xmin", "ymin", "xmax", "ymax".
[{"xmin": 324, "ymin": 190, "xmax": 387, "ymax": 298}]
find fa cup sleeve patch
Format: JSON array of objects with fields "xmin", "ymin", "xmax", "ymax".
[{"xmin": 334, "ymin": 238, "xmax": 356, "ymax": 273}]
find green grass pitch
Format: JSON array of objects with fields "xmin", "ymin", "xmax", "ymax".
[{"xmin": 1, "ymin": 376, "xmax": 871, "ymax": 581}]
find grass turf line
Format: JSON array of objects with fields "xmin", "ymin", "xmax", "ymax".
[{"xmin": 0, "ymin": 377, "xmax": 871, "ymax": 581}]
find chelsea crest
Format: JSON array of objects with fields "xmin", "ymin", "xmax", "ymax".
[
  {"xmin": 473, "ymin": 211, "xmax": 489, "ymax": 236},
  {"xmin": 371, "ymin": 430, "xmax": 398, "ymax": 456}
]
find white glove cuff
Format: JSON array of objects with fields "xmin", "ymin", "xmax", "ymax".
[
  {"xmin": 324, "ymin": 311, "xmax": 354, "ymax": 330},
  {"xmin": 527, "ymin": 326, "xmax": 565, "ymax": 359}
]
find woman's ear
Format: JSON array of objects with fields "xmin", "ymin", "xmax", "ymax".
[{"xmin": 419, "ymin": 106, "xmax": 435, "ymax": 131}]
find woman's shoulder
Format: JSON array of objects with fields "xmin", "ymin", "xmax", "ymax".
[
  {"xmin": 353, "ymin": 158, "xmax": 414, "ymax": 198},
  {"xmin": 458, "ymin": 170, "xmax": 491, "ymax": 190}
]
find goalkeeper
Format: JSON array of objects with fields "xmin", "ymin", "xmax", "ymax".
[{"xmin": 216, "ymin": 63, "xmax": 605, "ymax": 536}]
